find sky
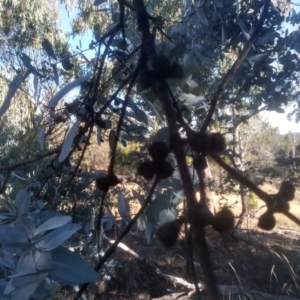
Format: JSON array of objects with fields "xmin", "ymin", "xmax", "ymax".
[
  {"xmin": 58, "ymin": 1, "xmax": 300, "ymax": 135},
  {"xmin": 59, "ymin": 4, "xmax": 95, "ymax": 59}
]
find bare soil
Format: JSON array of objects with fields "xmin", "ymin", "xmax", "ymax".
[
  {"xmin": 82, "ymin": 181, "xmax": 300, "ymax": 300},
  {"xmin": 85, "ymin": 225, "xmax": 300, "ymax": 300},
  {"xmin": 65, "ymin": 181, "xmax": 300, "ymax": 300}
]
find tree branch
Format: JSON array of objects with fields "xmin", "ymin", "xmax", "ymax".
[{"xmin": 0, "ymin": 148, "xmax": 60, "ymax": 172}]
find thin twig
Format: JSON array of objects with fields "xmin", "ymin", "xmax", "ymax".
[
  {"xmin": 210, "ymin": 153, "xmax": 270, "ymax": 202},
  {"xmin": 0, "ymin": 148, "xmax": 60, "ymax": 172}
]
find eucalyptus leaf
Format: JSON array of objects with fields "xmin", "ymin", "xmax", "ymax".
[
  {"xmin": 117, "ymin": 192, "xmax": 130, "ymax": 221},
  {"xmin": 159, "ymin": 209, "xmax": 176, "ymax": 225},
  {"xmin": 237, "ymin": 17, "xmax": 250, "ymax": 41},
  {"xmin": 15, "ymin": 189, "xmax": 31, "ymax": 215},
  {"xmin": 19, "ymin": 216, "xmax": 36, "ymax": 239},
  {"xmin": 8, "ymin": 273, "xmax": 47, "ymax": 300},
  {"xmin": 50, "ymin": 246, "xmax": 99, "ymax": 285},
  {"xmin": 42, "ymin": 39, "xmax": 57, "ymax": 60},
  {"xmin": 101, "ymin": 210, "xmax": 115, "ymax": 231},
  {"xmin": 58, "ymin": 121, "xmax": 79, "ymax": 162},
  {"xmin": 33, "ymin": 75, "xmax": 39, "ymax": 98},
  {"xmin": 148, "ymin": 194, "xmax": 169, "ymax": 223},
  {"xmin": 0, "ymin": 224, "xmax": 27, "ymax": 247},
  {"xmin": 137, "ymin": 213, "xmax": 147, "ymax": 231},
  {"xmin": 0, "ymin": 74, "xmax": 23, "ymax": 117},
  {"xmin": 38, "ymin": 127, "xmax": 45, "ymax": 151},
  {"xmin": 195, "ymin": 6, "xmax": 208, "ymax": 25},
  {"xmin": 128, "ymin": 99, "xmax": 153, "ymax": 127},
  {"xmin": 0, "ymin": 249, "xmax": 14, "ymax": 268},
  {"xmin": 178, "ymin": 93, "xmax": 205, "ymax": 106},
  {"xmin": 145, "ymin": 222, "xmax": 156, "ymax": 244},
  {"xmin": 20, "ymin": 53, "xmax": 32, "ymax": 69},
  {"xmin": 14, "ymin": 249, "xmax": 52, "ymax": 274},
  {"xmin": 39, "ymin": 223, "xmax": 81, "ymax": 251},
  {"xmin": 48, "ymin": 73, "xmax": 92, "ymax": 108},
  {"xmin": 35, "ymin": 215, "xmax": 72, "ymax": 236}
]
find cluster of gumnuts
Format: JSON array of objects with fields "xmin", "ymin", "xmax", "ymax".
[
  {"xmin": 154, "ymin": 132, "xmax": 234, "ymax": 247},
  {"xmin": 189, "ymin": 131, "xmax": 225, "ymax": 156},
  {"xmin": 137, "ymin": 141, "xmax": 173, "ymax": 181},
  {"xmin": 138, "ymin": 55, "xmax": 185, "ymax": 91},
  {"xmin": 155, "ymin": 205, "xmax": 235, "ymax": 248},
  {"xmin": 258, "ymin": 181, "xmax": 295, "ymax": 230}
]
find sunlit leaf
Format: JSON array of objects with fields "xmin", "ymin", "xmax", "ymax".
[
  {"xmin": 117, "ymin": 192, "xmax": 130, "ymax": 221},
  {"xmin": 48, "ymin": 73, "xmax": 92, "ymax": 108},
  {"xmin": 33, "ymin": 75, "xmax": 39, "ymax": 98},
  {"xmin": 137, "ymin": 213, "xmax": 146, "ymax": 231},
  {"xmin": 58, "ymin": 121, "xmax": 79, "ymax": 162},
  {"xmin": 159, "ymin": 209, "xmax": 176, "ymax": 225}
]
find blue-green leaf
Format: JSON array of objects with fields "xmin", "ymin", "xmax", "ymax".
[
  {"xmin": 35, "ymin": 215, "xmax": 72, "ymax": 236},
  {"xmin": 118, "ymin": 192, "xmax": 131, "ymax": 221},
  {"xmin": 59, "ymin": 121, "xmax": 79, "ymax": 163},
  {"xmin": 15, "ymin": 189, "xmax": 31, "ymax": 216},
  {"xmin": 48, "ymin": 73, "xmax": 92, "ymax": 108},
  {"xmin": 50, "ymin": 246, "xmax": 99, "ymax": 285},
  {"xmin": 39, "ymin": 223, "xmax": 81, "ymax": 251},
  {"xmin": 159, "ymin": 209, "xmax": 176, "ymax": 225}
]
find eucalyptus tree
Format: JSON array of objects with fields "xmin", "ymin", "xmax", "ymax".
[{"xmin": 1, "ymin": 0, "xmax": 300, "ymax": 299}]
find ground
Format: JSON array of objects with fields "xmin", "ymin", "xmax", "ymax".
[
  {"xmin": 54, "ymin": 179, "xmax": 300, "ymax": 300},
  {"xmin": 83, "ymin": 227, "xmax": 300, "ymax": 300},
  {"xmin": 62, "ymin": 181, "xmax": 300, "ymax": 299}
]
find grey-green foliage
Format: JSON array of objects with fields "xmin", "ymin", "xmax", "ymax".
[
  {"xmin": 119, "ymin": 188, "xmax": 180, "ymax": 244},
  {"xmin": 0, "ymin": 189, "xmax": 98, "ymax": 300}
]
